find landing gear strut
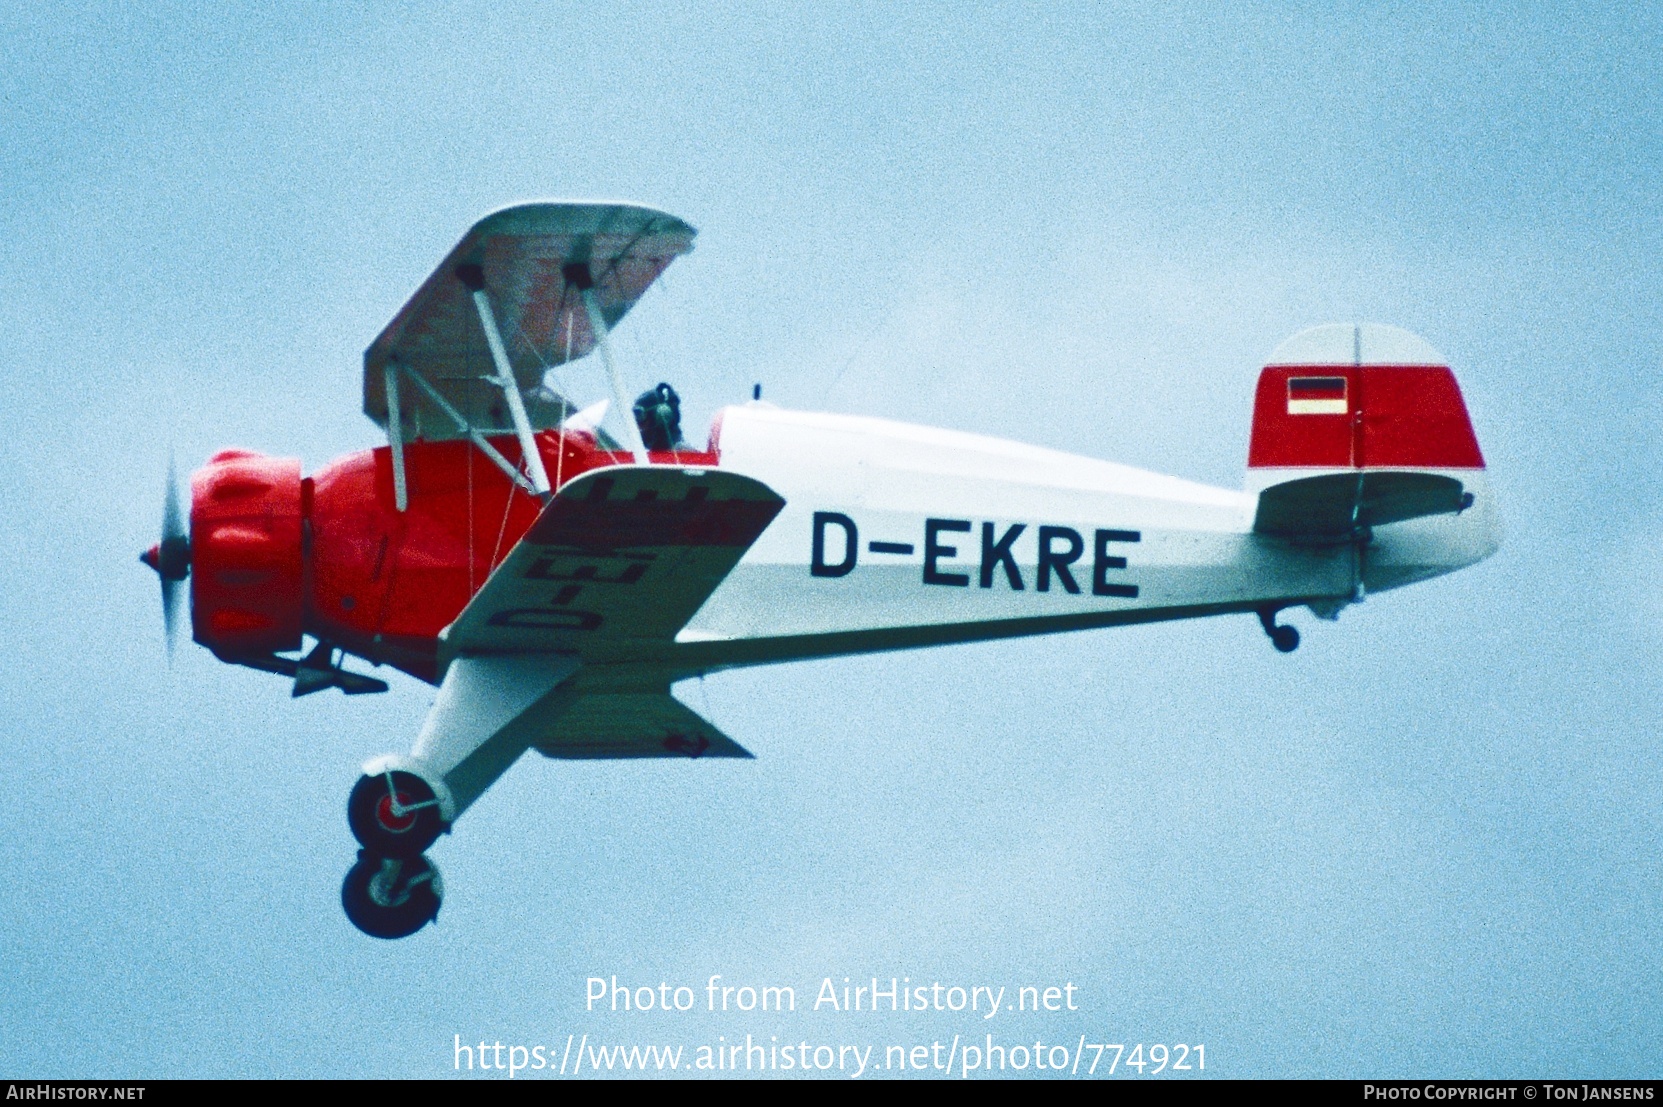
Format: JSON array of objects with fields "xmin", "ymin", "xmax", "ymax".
[
  {"xmin": 341, "ymin": 851, "xmax": 442, "ymax": 939},
  {"xmin": 1258, "ymin": 607, "xmax": 1300, "ymax": 653}
]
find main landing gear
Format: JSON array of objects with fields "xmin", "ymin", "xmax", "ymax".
[
  {"xmin": 347, "ymin": 769, "xmax": 446, "ymax": 857},
  {"xmin": 1258, "ymin": 607, "xmax": 1300, "ymax": 653},
  {"xmin": 342, "ymin": 770, "xmax": 450, "ymax": 939}
]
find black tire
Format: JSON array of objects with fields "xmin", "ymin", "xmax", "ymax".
[
  {"xmin": 347, "ymin": 770, "xmax": 446, "ymax": 858},
  {"xmin": 1271, "ymin": 624, "xmax": 1300, "ymax": 653},
  {"xmin": 341, "ymin": 852, "xmax": 442, "ymax": 940}
]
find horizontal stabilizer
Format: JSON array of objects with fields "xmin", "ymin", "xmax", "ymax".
[
  {"xmin": 1254, "ymin": 471, "xmax": 1470, "ymax": 541},
  {"xmin": 533, "ymin": 693, "xmax": 753, "ymax": 760}
]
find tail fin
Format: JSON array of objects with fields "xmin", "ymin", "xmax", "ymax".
[
  {"xmin": 1247, "ymin": 323, "xmax": 1483, "ymax": 479},
  {"xmin": 1247, "ymin": 324, "xmax": 1499, "ymax": 591}
]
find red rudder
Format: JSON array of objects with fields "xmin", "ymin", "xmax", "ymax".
[{"xmin": 1247, "ymin": 324, "xmax": 1484, "ymax": 474}]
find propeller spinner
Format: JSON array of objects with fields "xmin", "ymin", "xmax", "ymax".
[{"xmin": 139, "ymin": 457, "xmax": 191, "ymax": 654}]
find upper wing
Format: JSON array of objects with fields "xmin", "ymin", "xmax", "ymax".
[
  {"xmin": 363, "ymin": 202, "xmax": 696, "ymax": 441},
  {"xmin": 1254, "ymin": 470, "xmax": 1471, "ymax": 541},
  {"xmin": 444, "ymin": 465, "xmax": 785, "ymax": 661}
]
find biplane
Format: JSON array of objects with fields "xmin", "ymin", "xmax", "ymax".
[{"xmin": 140, "ymin": 203, "xmax": 1500, "ymax": 938}]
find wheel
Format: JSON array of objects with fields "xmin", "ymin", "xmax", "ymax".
[
  {"xmin": 342, "ymin": 852, "xmax": 442, "ymax": 939},
  {"xmin": 1271, "ymin": 624, "xmax": 1300, "ymax": 653},
  {"xmin": 348, "ymin": 769, "xmax": 446, "ymax": 857}
]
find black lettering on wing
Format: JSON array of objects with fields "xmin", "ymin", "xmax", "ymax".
[
  {"xmin": 525, "ymin": 557, "xmax": 649, "ymax": 585},
  {"xmin": 486, "ymin": 608, "xmax": 603, "ymax": 631}
]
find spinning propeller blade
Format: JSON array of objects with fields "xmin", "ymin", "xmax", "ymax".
[{"xmin": 140, "ymin": 455, "xmax": 191, "ymax": 657}]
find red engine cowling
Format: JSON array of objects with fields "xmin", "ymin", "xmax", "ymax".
[{"xmin": 191, "ymin": 449, "xmax": 304, "ymax": 657}]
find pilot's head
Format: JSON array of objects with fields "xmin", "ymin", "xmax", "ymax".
[{"xmin": 633, "ymin": 382, "xmax": 683, "ymax": 452}]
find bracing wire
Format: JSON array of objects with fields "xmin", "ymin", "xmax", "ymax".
[
  {"xmin": 467, "ymin": 408, "xmax": 476, "ymax": 596},
  {"xmin": 487, "ymin": 459, "xmax": 515, "ymax": 574}
]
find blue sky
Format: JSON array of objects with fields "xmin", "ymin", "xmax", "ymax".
[{"xmin": 0, "ymin": 1, "xmax": 1659, "ymax": 1078}]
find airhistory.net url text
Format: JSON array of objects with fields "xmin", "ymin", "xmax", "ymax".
[{"xmin": 454, "ymin": 1034, "xmax": 1204, "ymax": 1078}]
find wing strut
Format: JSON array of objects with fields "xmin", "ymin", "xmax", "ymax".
[
  {"xmin": 396, "ymin": 362, "xmax": 539, "ymax": 497},
  {"xmin": 567, "ymin": 263, "xmax": 649, "ymax": 463},
  {"xmin": 458, "ymin": 265, "xmax": 553, "ymax": 496},
  {"xmin": 383, "ymin": 362, "xmax": 409, "ymax": 511}
]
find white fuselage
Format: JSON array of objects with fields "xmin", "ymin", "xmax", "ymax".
[{"xmin": 677, "ymin": 404, "xmax": 1380, "ymax": 666}]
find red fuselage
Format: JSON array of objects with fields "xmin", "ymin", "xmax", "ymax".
[{"xmin": 188, "ymin": 431, "xmax": 718, "ymax": 683}]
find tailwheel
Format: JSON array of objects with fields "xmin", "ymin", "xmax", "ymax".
[
  {"xmin": 342, "ymin": 851, "xmax": 442, "ymax": 939},
  {"xmin": 348, "ymin": 769, "xmax": 447, "ymax": 857},
  {"xmin": 1257, "ymin": 606, "xmax": 1301, "ymax": 653}
]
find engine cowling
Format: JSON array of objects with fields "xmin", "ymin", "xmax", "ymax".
[{"xmin": 190, "ymin": 449, "xmax": 304, "ymax": 657}]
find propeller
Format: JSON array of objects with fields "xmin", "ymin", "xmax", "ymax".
[{"xmin": 139, "ymin": 455, "xmax": 191, "ymax": 656}]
